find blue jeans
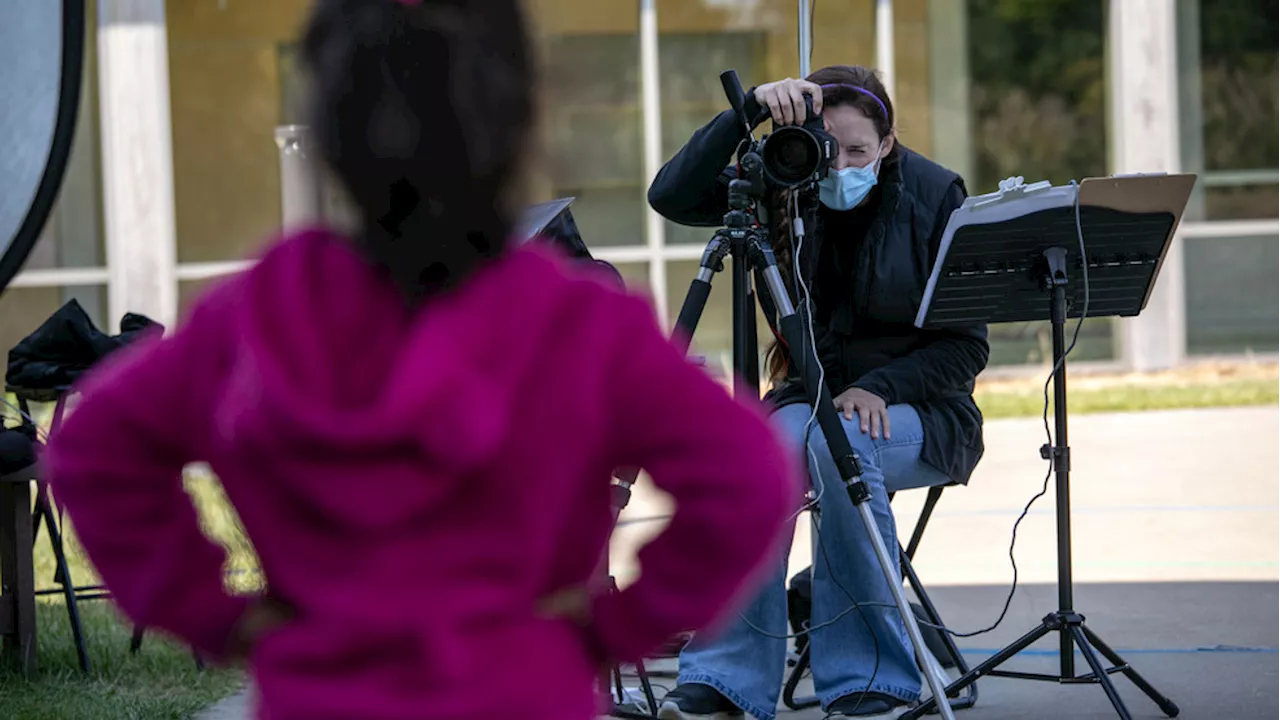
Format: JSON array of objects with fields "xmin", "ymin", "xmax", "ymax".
[{"xmin": 677, "ymin": 402, "xmax": 951, "ymax": 720}]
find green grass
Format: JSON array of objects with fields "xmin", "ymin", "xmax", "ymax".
[
  {"xmin": 0, "ymin": 602, "xmax": 244, "ymax": 720},
  {"xmin": 975, "ymin": 374, "xmax": 1279, "ymax": 419},
  {"xmin": 1, "ymin": 472, "xmax": 257, "ymax": 719}
]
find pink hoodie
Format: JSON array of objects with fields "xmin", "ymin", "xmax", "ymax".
[{"xmin": 44, "ymin": 229, "xmax": 800, "ymax": 720}]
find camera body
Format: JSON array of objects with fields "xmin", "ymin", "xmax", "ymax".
[{"xmin": 759, "ymin": 95, "xmax": 837, "ymax": 190}]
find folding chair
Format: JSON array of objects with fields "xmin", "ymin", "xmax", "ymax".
[
  {"xmin": 10, "ymin": 387, "xmax": 203, "ymax": 672},
  {"xmin": 6, "ymin": 386, "xmax": 100, "ymax": 673},
  {"xmin": 781, "ymin": 485, "xmax": 979, "ymax": 713},
  {"xmin": 1, "ymin": 461, "xmax": 39, "ymax": 674}
]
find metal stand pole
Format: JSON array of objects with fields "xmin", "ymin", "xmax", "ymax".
[
  {"xmin": 273, "ymin": 125, "xmax": 324, "ymax": 229},
  {"xmin": 798, "ymin": 0, "xmax": 812, "ymax": 78},
  {"xmin": 900, "ymin": 249, "xmax": 1178, "ymax": 720}
]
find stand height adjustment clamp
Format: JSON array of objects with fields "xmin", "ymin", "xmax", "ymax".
[
  {"xmin": 844, "ymin": 477, "xmax": 871, "ymax": 504},
  {"xmin": 1039, "ymin": 444, "xmax": 1071, "ymax": 472},
  {"xmin": 835, "ymin": 453, "xmax": 864, "ymax": 485}
]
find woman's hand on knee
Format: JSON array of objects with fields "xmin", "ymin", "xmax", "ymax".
[{"xmin": 832, "ymin": 387, "xmax": 890, "ymax": 440}]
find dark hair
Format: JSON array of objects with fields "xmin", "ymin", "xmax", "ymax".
[
  {"xmin": 763, "ymin": 65, "xmax": 895, "ymax": 384},
  {"xmin": 301, "ymin": 0, "xmax": 536, "ymax": 303}
]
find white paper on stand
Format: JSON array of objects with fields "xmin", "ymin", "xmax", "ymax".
[{"xmin": 915, "ymin": 180, "xmax": 1080, "ymax": 328}]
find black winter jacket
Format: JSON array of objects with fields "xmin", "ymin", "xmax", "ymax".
[{"xmin": 647, "ymin": 100, "xmax": 989, "ymax": 485}]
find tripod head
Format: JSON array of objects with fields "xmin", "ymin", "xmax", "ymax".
[{"xmin": 725, "ymin": 152, "xmax": 766, "ymax": 230}]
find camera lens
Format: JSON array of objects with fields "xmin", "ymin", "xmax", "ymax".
[{"xmin": 762, "ymin": 126, "xmax": 821, "ymax": 188}]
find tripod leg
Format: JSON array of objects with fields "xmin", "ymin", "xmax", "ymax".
[
  {"xmin": 633, "ymin": 657, "xmax": 658, "ymax": 718},
  {"xmin": 899, "ymin": 621, "xmax": 1054, "ymax": 720},
  {"xmin": 673, "ymin": 278, "xmax": 712, "ymax": 355},
  {"xmin": 749, "ymin": 244, "xmax": 954, "ymax": 720},
  {"xmin": 41, "ymin": 495, "xmax": 90, "ymax": 673},
  {"xmin": 900, "ymin": 551, "xmax": 977, "ymax": 708},
  {"xmin": 1068, "ymin": 625, "xmax": 1132, "ymax": 720},
  {"xmin": 851, "ymin": 501, "xmax": 955, "ymax": 720},
  {"xmin": 1080, "ymin": 626, "xmax": 1180, "ymax": 718},
  {"xmin": 672, "ymin": 236, "xmax": 730, "ymax": 354}
]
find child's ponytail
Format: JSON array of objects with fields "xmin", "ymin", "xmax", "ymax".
[{"xmin": 301, "ymin": 0, "xmax": 536, "ymax": 303}]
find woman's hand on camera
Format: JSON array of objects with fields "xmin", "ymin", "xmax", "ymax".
[
  {"xmin": 753, "ymin": 78, "xmax": 823, "ymax": 126},
  {"xmin": 833, "ymin": 387, "xmax": 890, "ymax": 440}
]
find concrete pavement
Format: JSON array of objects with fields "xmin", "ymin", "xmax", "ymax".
[
  {"xmin": 610, "ymin": 405, "xmax": 1279, "ymax": 719},
  {"xmin": 199, "ymin": 405, "xmax": 1280, "ymax": 719}
]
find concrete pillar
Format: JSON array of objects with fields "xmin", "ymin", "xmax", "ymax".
[
  {"xmin": 1175, "ymin": 0, "xmax": 1206, "ymax": 222},
  {"xmin": 97, "ymin": 0, "xmax": 177, "ymax": 329},
  {"xmin": 1108, "ymin": 0, "xmax": 1185, "ymax": 370},
  {"xmin": 640, "ymin": 0, "xmax": 670, "ymax": 322},
  {"xmin": 639, "ymin": 0, "xmax": 668, "ymax": 324},
  {"xmin": 926, "ymin": 0, "xmax": 973, "ymax": 186},
  {"xmin": 876, "ymin": 0, "xmax": 896, "ymax": 102}
]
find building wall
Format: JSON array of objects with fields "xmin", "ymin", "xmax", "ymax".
[
  {"xmin": 1, "ymin": 0, "xmax": 1273, "ymax": 372},
  {"xmin": 161, "ymin": 0, "xmax": 942, "ymax": 378}
]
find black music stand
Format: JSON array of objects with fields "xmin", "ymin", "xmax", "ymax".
[{"xmin": 900, "ymin": 174, "xmax": 1195, "ymax": 720}]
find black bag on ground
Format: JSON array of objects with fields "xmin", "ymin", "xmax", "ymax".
[
  {"xmin": 787, "ymin": 565, "xmax": 955, "ymax": 668},
  {"xmin": 6, "ymin": 298, "xmax": 162, "ymax": 391}
]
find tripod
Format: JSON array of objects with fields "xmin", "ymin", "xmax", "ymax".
[
  {"xmin": 901, "ymin": 179, "xmax": 1187, "ymax": 717},
  {"xmin": 595, "ymin": 475, "xmax": 663, "ymax": 719},
  {"xmin": 656, "ymin": 134, "xmax": 957, "ymax": 719}
]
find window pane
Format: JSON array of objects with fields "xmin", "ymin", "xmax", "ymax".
[
  {"xmin": 166, "ymin": 1, "xmax": 299, "ymax": 264},
  {"xmin": 178, "ymin": 278, "xmax": 214, "ymax": 322},
  {"xmin": 562, "ymin": 188, "xmax": 645, "ymax": 249},
  {"xmin": 960, "ymin": 0, "xmax": 1114, "ymax": 362},
  {"xmin": 1178, "ymin": 0, "xmax": 1278, "ymax": 222},
  {"xmin": 536, "ymin": 23, "xmax": 645, "ymax": 248},
  {"xmin": 1184, "ymin": 234, "xmax": 1280, "ymax": 356},
  {"xmin": 658, "ymin": 31, "xmax": 767, "ymax": 244},
  {"xmin": 1203, "ymin": 183, "xmax": 1279, "ymax": 221},
  {"xmin": 965, "ymin": 0, "xmax": 1108, "ymax": 192},
  {"xmin": 987, "ymin": 318, "xmax": 1116, "ymax": 367},
  {"xmin": 613, "ymin": 261, "xmax": 650, "ymax": 294}
]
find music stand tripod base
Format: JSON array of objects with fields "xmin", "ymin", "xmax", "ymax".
[
  {"xmin": 595, "ymin": 476, "xmax": 663, "ymax": 719},
  {"xmin": 667, "ymin": 173, "xmax": 958, "ymax": 720},
  {"xmin": 903, "ymin": 175, "xmax": 1195, "ymax": 720}
]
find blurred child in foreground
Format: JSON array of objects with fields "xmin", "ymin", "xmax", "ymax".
[{"xmin": 43, "ymin": 0, "xmax": 800, "ymax": 718}]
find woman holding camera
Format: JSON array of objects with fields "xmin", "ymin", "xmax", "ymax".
[{"xmin": 648, "ymin": 65, "xmax": 990, "ymax": 720}]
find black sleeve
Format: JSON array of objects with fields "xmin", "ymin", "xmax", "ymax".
[
  {"xmin": 849, "ymin": 181, "xmax": 991, "ymax": 405},
  {"xmin": 647, "ymin": 93, "xmax": 766, "ymax": 227}
]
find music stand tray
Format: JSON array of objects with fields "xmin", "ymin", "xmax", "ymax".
[{"xmin": 901, "ymin": 173, "xmax": 1196, "ymax": 720}]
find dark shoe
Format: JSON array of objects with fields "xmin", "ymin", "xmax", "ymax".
[
  {"xmin": 656, "ymin": 684, "xmax": 745, "ymax": 719},
  {"xmin": 827, "ymin": 691, "xmax": 906, "ymax": 717}
]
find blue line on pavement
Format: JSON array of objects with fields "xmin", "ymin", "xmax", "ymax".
[
  {"xmin": 945, "ymin": 504, "xmax": 1275, "ymax": 517},
  {"xmin": 961, "ymin": 646, "xmax": 1277, "ymax": 656},
  {"xmin": 615, "ymin": 504, "xmax": 1275, "ymax": 527}
]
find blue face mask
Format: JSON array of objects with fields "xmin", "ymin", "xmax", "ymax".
[{"xmin": 818, "ymin": 147, "xmax": 884, "ymax": 211}]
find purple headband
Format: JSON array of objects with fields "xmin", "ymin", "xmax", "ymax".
[{"xmin": 820, "ymin": 83, "xmax": 889, "ymax": 122}]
